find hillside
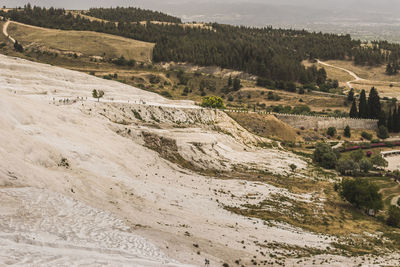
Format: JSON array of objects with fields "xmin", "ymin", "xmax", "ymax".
[
  {"xmin": 2, "ymin": 53, "xmax": 400, "ymax": 266},
  {"xmin": 6, "ymin": 21, "xmax": 154, "ymax": 62}
]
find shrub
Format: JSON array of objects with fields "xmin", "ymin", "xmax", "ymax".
[
  {"xmin": 370, "ymin": 154, "xmax": 388, "ymax": 168},
  {"xmin": 160, "ymin": 91, "xmax": 172, "ymax": 98},
  {"xmin": 149, "ymin": 74, "xmax": 161, "ymax": 84},
  {"xmin": 336, "ymin": 159, "xmax": 359, "ymax": 176},
  {"xmin": 292, "ymin": 105, "xmax": 311, "ymax": 115},
  {"xmin": 289, "ymin": 164, "xmax": 297, "ymax": 172},
  {"xmin": 201, "ymin": 96, "xmax": 225, "ymax": 109},
  {"xmin": 344, "ymin": 125, "xmax": 351, "ymax": 138},
  {"xmin": 350, "ymin": 149, "xmax": 364, "ymax": 163},
  {"xmin": 313, "ymin": 142, "xmax": 337, "ymax": 169},
  {"xmin": 339, "ymin": 178, "xmax": 383, "ymax": 214},
  {"xmin": 361, "ymin": 131, "xmax": 373, "ymax": 141},
  {"xmin": 359, "ymin": 159, "xmax": 372, "ymax": 173},
  {"xmin": 387, "ymin": 205, "xmax": 400, "ymax": 227},
  {"xmin": 378, "ymin": 125, "xmax": 389, "ymax": 139},
  {"xmin": 326, "ymin": 127, "xmax": 337, "ymax": 137}
]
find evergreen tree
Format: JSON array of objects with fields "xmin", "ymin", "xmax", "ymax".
[
  {"xmin": 349, "ymin": 99, "xmax": 358, "ymax": 118},
  {"xmin": 347, "ymin": 88, "xmax": 355, "ymax": 102},
  {"xmin": 393, "ymin": 106, "xmax": 400, "ymax": 133},
  {"xmin": 367, "ymin": 87, "xmax": 381, "ymax": 119},
  {"xmin": 233, "ymin": 77, "xmax": 241, "ymax": 91},
  {"xmin": 358, "ymin": 89, "xmax": 368, "ymax": 118},
  {"xmin": 388, "ymin": 109, "xmax": 393, "ymax": 132},
  {"xmin": 395, "ymin": 107, "xmax": 400, "ymax": 133},
  {"xmin": 316, "ymin": 68, "xmax": 327, "ymax": 86},
  {"xmin": 344, "ymin": 125, "xmax": 351, "ymax": 138},
  {"xmin": 378, "ymin": 110, "xmax": 387, "ymax": 128},
  {"xmin": 227, "ymin": 76, "xmax": 232, "ymax": 87}
]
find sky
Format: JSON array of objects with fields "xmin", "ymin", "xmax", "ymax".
[{"xmin": 2, "ymin": 0, "xmax": 400, "ymax": 41}]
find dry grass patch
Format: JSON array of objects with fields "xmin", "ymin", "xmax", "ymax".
[
  {"xmin": 227, "ymin": 112, "xmax": 301, "ymax": 142},
  {"xmin": 7, "ymin": 21, "xmax": 154, "ymax": 62},
  {"xmin": 324, "ymin": 60, "xmax": 400, "ymax": 83}
]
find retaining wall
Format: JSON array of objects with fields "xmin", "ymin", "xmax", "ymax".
[{"xmin": 274, "ymin": 114, "xmax": 378, "ymax": 130}]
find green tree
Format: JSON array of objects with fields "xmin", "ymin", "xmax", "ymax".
[
  {"xmin": 344, "ymin": 125, "xmax": 351, "ymax": 138},
  {"xmin": 361, "ymin": 131, "xmax": 373, "ymax": 140},
  {"xmin": 347, "ymin": 88, "xmax": 355, "ymax": 102},
  {"xmin": 359, "ymin": 159, "xmax": 372, "ymax": 173},
  {"xmin": 378, "ymin": 125, "xmax": 389, "ymax": 139},
  {"xmin": 387, "ymin": 205, "xmax": 400, "ymax": 227},
  {"xmin": 313, "ymin": 142, "xmax": 337, "ymax": 169},
  {"xmin": 326, "ymin": 127, "xmax": 337, "ymax": 137},
  {"xmin": 370, "ymin": 154, "xmax": 388, "ymax": 168},
  {"xmin": 359, "ymin": 89, "xmax": 368, "ymax": 118},
  {"xmin": 336, "ymin": 159, "xmax": 359, "ymax": 176},
  {"xmin": 349, "ymin": 99, "xmax": 358, "ymax": 118},
  {"xmin": 367, "ymin": 87, "xmax": 381, "ymax": 119},
  {"xmin": 339, "ymin": 178, "xmax": 383, "ymax": 214},
  {"xmin": 92, "ymin": 89, "xmax": 104, "ymax": 102},
  {"xmin": 201, "ymin": 96, "xmax": 225, "ymax": 109},
  {"xmin": 350, "ymin": 149, "xmax": 364, "ymax": 163},
  {"xmin": 233, "ymin": 77, "xmax": 241, "ymax": 91},
  {"xmin": 316, "ymin": 68, "xmax": 327, "ymax": 86},
  {"xmin": 227, "ymin": 76, "xmax": 232, "ymax": 87}
]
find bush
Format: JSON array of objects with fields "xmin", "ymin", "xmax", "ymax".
[
  {"xmin": 336, "ymin": 159, "xmax": 359, "ymax": 176},
  {"xmin": 378, "ymin": 125, "xmax": 389, "ymax": 139},
  {"xmin": 350, "ymin": 149, "xmax": 364, "ymax": 163},
  {"xmin": 201, "ymin": 96, "xmax": 225, "ymax": 109},
  {"xmin": 160, "ymin": 91, "xmax": 172, "ymax": 98},
  {"xmin": 289, "ymin": 164, "xmax": 297, "ymax": 172},
  {"xmin": 361, "ymin": 131, "xmax": 373, "ymax": 141},
  {"xmin": 387, "ymin": 205, "xmax": 400, "ymax": 227},
  {"xmin": 149, "ymin": 74, "xmax": 161, "ymax": 84},
  {"xmin": 339, "ymin": 178, "xmax": 383, "ymax": 214},
  {"xmin": 371, "ymin": 154, "xmax": 388, "ymax": 168},
  {"xmin": 313, "ymin": 142, "xmax": 337, "ymax": 169},
  {"xmin": 344, "ymin": 125, "xmax": 351, "ymax": 138},
  {"xmin": 292, "ymin": 105, "xmax": 311, "ymax": 115},
  {"xmin": 326, "ymin": 127, "xmax": 337, "ymax": 137},
  {"xmin": 359, "ymin": 159, "xmax": 372, "ymax": 173}
]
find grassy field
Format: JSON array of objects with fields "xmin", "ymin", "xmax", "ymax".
[
  {"xmin": 7, "ymin": 22, "xmax": 154, "ymax": 62},
  {"xmin": 303, "ymin": 60, "xmax": 354, "ymax": 85}
]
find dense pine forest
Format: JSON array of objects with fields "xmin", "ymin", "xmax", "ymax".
[
  {"xmin": 2, "ymin": 5, "xmax": 400, "ymax": 85},
  {"xmin": 86, "ymin": 7, "xmax": 182, "ymax": 23}
]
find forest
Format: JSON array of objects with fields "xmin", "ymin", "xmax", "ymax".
[
  {"xmin": 2, "ymin": 5, "xmax": 400, "ymax": 85},
  {"xmin": 86, "ymin": 7, "xmax": 182, "ymax": 23}
]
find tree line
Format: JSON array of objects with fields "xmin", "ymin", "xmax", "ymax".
[
  {"xmin": 348, "ymin": 87, "xmax": 400, "ymax": 134},
  {"xmin": 86, "ymin": 7, "xmax": 182, "ymax": 23},
  {"xmin": 3, "ymin": 5, "xmax": 400, "ymax": 85}
]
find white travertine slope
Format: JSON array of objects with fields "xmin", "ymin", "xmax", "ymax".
[{"xmin": 0, "ymin": 54, "xmax": 338, "ymax": 266}]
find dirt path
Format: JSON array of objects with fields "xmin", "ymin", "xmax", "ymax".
[
  {"xmin": 317, "ymin": 60, "xmax": 365, "ymax": 89},
  {"xmin": 2, "ymin": 20, "xmax": 15, "ymax": 43}
]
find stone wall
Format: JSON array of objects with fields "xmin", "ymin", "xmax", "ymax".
[{"xmin": 274, "ymin": 114, "xmax": 378, "ymax": 130}]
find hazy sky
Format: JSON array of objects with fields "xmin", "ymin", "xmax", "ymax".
[{"xmin": 3, "ymin": 0, "xmax": 400, "ymax": 11}]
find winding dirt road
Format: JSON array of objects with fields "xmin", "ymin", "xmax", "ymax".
[
  {"xmin": 317, "ymin": 59, "xmax": 365, "ymax": 89},
  {"xmin": 2, "ymin": 20, "xmax": 15, "ymax": 43}
]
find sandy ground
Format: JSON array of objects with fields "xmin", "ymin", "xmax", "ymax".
[
  {"xmin": 384, "ymin": 154, "xmax": 400, "ymax": 171},
  {"xmin": 1, "ymin": 54, "xmax": 399, "ymax": 266}
]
